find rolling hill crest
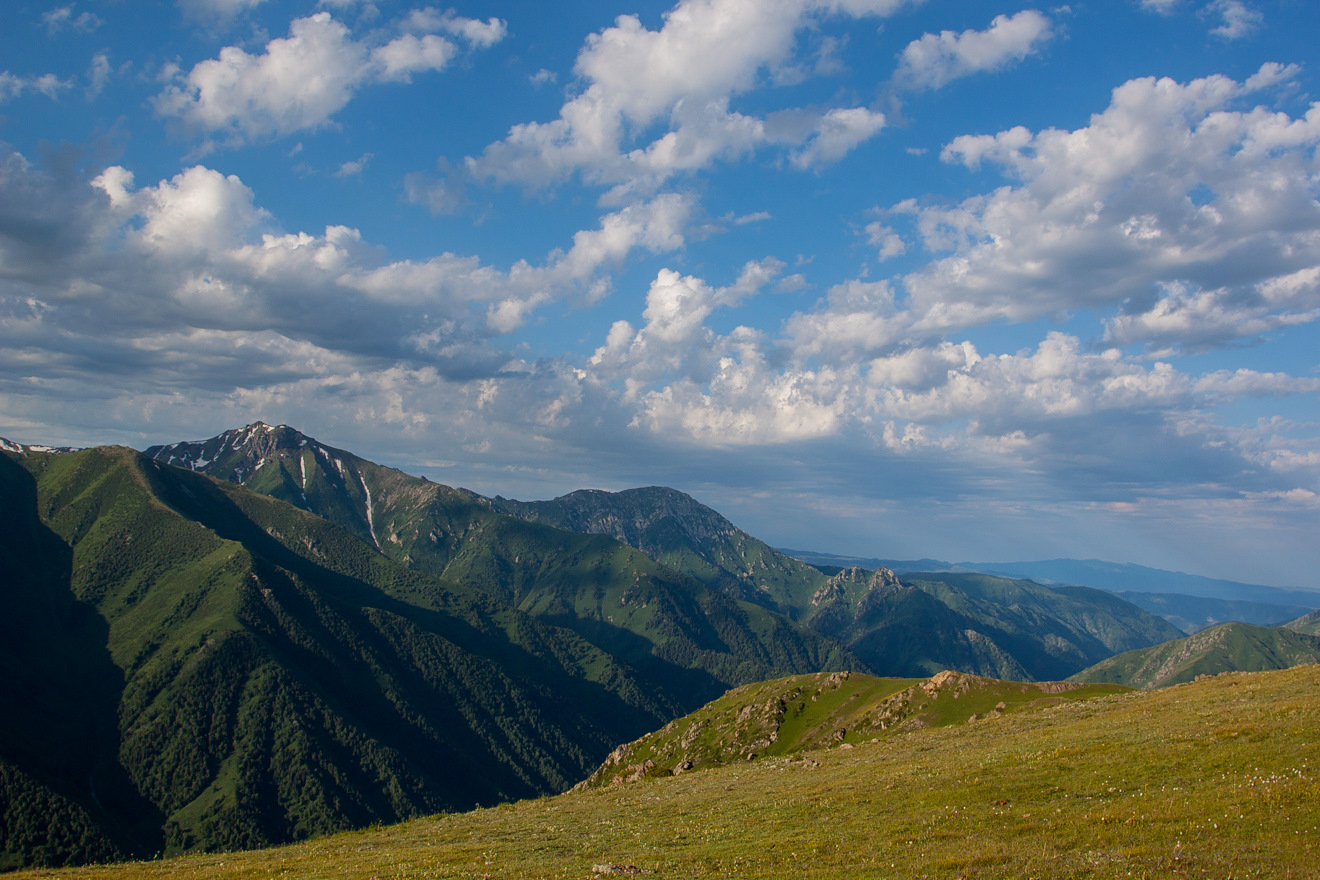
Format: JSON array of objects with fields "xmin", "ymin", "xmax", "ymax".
[{"xmin": 1070, "ymin": 621, "xmax": 1320, "ymax": 689}]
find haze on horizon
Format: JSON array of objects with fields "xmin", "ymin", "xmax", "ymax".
[{"xmin": 1, "ymin": 0, "xmax": 1318, "ymax": 588}]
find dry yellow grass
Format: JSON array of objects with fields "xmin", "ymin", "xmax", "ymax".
[{"xmin": 17, "ymin": 665, "xmax": 1320, "ymax": 879}]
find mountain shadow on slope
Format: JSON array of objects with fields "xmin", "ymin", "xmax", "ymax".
[{"xmin": 0, "ymin": 453, "xmax": 164, "ymax": 868}]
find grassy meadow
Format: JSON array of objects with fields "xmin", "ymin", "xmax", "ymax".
[{"xmin": 13, "ymin": 666, "xmax": 1320, "ymax": 879}]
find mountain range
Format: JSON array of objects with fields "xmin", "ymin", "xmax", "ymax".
[
  {"xmin": 784, "ymin": 550, "xmax": 1320, "ymax": 632},
  {"xmin": 0, "ymin": 421, "xmax": 1294, "ymax": 869}
]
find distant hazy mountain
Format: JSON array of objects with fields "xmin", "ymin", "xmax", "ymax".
[
  {"xmin": 781, "ymin": 549, "xmax": 1320, "ymax": 633},
  {"xmin": 1108, "ymin": 591, "xmax": 1316, "ymax": 634},
  {"xmin": 1070, "ymin": 622, "xmax": 1320, "ymax": 689},
  {"xmin": 777, "ymin": 548, "xmax": 957, "ymax": 574},
  {"xmin": 960, "ymin": 558, "xmax": 1320, "ymax": 606}
]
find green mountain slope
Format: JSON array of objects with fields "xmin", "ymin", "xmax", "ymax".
[
  {"xmin": 578, "ymin": 668, "xmax": 1128, "ymax": 788},
  {"xmin": 0, "ymin": 445, "xmax": 695, "ymax": 866},
  {"xmin": 1069, "ymin": 621, "xmax": 1320, "ymax": 689},
  {"xmin": 0, "ymin": 450, "xmax": 144, "ymax": 869},
  {"xmin": 146, "ymin": 426, "xmax": 855, "ymax": 703},
  {"xmin": 1283, "ymin": 608, "xmax": 1320, "ymax": 635}
]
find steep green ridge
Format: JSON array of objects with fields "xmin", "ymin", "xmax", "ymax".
[
  {"xmin": 578, "ymin": 669, "xmax": 1128, "ymax": 788},
  {"xmin": 12, "ymin": 666, "xmax": 1318, "ymax": 880},
  {"xmin": 1284, "ymin": 608, "xmax": 1320, "ymax": 636},
  {"xmin": 147, "ymin": 426, "xmax": 855, "ymax": 701},
  {"xmin": 1070, "ymin": 621, "xmax": 1320, "ymax": 689},
  {"xmin": 489, "ymin": 486, "xmax": 1183, "ymax": 681},
  {"xmin": 0, "ymin": 445, "xmax": 695, "ymax": 867},
  {"xmin": 0, "ymin": 449, "xmax": 141, "ymax": 870}
]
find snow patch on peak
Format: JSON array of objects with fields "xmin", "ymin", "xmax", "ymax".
[{"xmin": 0, "ymin": 438, "xmax": 80, "ymax": 454}]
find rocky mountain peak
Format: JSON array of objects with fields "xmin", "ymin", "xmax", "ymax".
[
  {"xmin": 811, "ymin": 565, "xmax": 903, "ymax": 607},
  {"xmin": 145, "ymin": 422, "xmax": 331, "ymax": 482}
]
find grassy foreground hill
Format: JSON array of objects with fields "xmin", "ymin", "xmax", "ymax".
[
  {"xmin": 578, "ymin": 669, "xmax": 1128, "ymax": 788},
  {"xmin": 1070, "ymin": 621, "xmax": 1320, "ymax": 689},
  {"xmin": 11, "ymin": 666, "xmax": 1319, "ymax": 879}
]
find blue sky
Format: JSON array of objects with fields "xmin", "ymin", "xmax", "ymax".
[{"xmin": 2, "ymin": 0, "xmax": 1319, "ymax": 587}]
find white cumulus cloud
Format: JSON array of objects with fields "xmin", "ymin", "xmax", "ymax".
[
  {"xmin": 895, "ymin": 64, "xmax": 1320, "ymax": 345},
  {"xmin": 892, "ymin": 10, "xmax": 1054, "ymax": 92},
  {"xmin": 1206, "ymin": 0, "xmax": 1262, "ymax": 39},
  {"xmin": 0, "ymin": 72, "xmax": 71, "ymax": 103},
  {"xmin": 154, "ymin": 10, "xmax": 503, "ymax": 147},
  {"xmin": 467, "ymin": 0, "xmax": 913, "ymax": 191}
]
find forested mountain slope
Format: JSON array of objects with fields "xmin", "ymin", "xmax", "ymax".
[
  {"xmin": 1, "ymin": 444, "xmax": 794, "ymax": 867},
  {"xmin": 490, "ymin": 484, "xmax": 1183, "ymax": 680}
]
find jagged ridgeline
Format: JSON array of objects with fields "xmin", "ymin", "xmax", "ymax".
[
  {"xmin": 149, "ymin": 425, "xmax": 1180, "ymax": 684},
  {"xmin": 488, "ymin": 486, "xmax": 1183, "ymax": 679},
  {"xmin": 145, "ymin": 424, "xmax": 855, "ymax": 693}
]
